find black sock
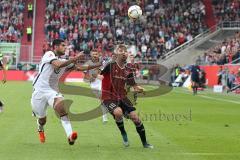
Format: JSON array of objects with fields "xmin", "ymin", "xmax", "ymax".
[
  {"xmin": 0, "ymin": 101, "xmax": 3, "ymax": 107},
  {"xmin": 192, "ymin": 86, "xmax": 197, "ymax": 94},
  {"xmin": 136, "ymin": 123, "xmax": 147, "ymax": 145},
  {"xmin": 195, "ymin": 87, "xmax": 198, "ymax": 94},
  {"xmin": 116, "ymin": 119, "xmax": 127, "ymax": 135}
]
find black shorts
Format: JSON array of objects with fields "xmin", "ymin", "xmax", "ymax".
[
  {"xmin": 0, "ymin": 100, "xmax": 3, "ymax": 107},
  {"xmin": 103, "ymin": 98, "xmax": 136, "ymax": 117},
  {"xmin": 191, "ymin": 75, "xmax": 199, "ymax": 83}
]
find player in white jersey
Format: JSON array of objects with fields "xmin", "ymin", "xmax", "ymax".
[
  {"xmin": 31, "ymin": 39, "xmax": 102, "ymax": 145},
  {"xmin": 0, "ymin": 53, "xmax": 7, "ymax": 113},
  {"xmin": 84, "ymin": 49, "xmax": 108, "ymax": 123}
]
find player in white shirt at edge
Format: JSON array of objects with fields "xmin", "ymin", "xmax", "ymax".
[
  {"xmin": 31, "ymin": 39, "xmax": 102, "ymax": 145},
  {"xmin": 84, "ymin": 49, "xmax": 108, "ymax": 123}
]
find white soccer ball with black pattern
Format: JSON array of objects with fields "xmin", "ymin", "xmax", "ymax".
[{"xmin": 128, "ymin": 5, "xmax": 142, "ymax": 20}]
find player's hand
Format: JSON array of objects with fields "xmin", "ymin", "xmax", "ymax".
[
  {"xmin": 72, "ymin": 51, "xmax": 84, "ymax": 63},
  {"xmin": 133, "ymin": 85, "xmax": 145, "ymax": 94},
  {"xmin": 101, "ymin": 57, "xmax": 111, "ymax": 66}
]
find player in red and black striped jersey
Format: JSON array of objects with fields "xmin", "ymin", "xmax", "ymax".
[
  {"xmin": 0, "ymin": 54, "xmax": 7, "ymax": 112},
  {"xmin": 101, "ymin": 45, "xmax": 153, "ymax": 148}
]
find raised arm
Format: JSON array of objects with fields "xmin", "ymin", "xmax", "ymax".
[
  {"xmin": 75, "ymin": 62, "xmax": 102, "ymax": 71},
  {"xmin": 51, "ymin": 58, "xmax": 77, "ymax": 69},
  {"xmin": 51, "ymin": 53, "xmax": 83, "ymax": 69}
]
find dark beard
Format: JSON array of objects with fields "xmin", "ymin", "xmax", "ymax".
[
  {"xmin": 122, "ymin": 58, "xmax": 127, "ymax": 64},
  {"xmin": 56, "ymin": 50, "xmax": 64, "ymax": 56}
]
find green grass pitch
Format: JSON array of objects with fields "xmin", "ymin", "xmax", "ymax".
[{"xmin": 0, "ymin": 81, "xmax": 240, "ymax": 160}]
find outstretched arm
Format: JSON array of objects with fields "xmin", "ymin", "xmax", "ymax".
[
  {"xmin": 51, "ymin": 59, "xmax": 76, "ymax": 69},
  {"xmin": 75, "ymin": 62, "xmax": 102, "ymax": 71},
  {"xmin": 50, "ymin": 52, "xmax": 84, "ymax": 69},
  {"xmin": 51, "ymin": 54, "xmax": 83, "ymax": 69}
]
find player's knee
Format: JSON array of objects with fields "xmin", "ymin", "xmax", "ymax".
[
  {"xmin": 53, "ymin": 98, "xmax": 63, "ymax": 107},
  {"xmin": 134, "ymin": 119, "xmax": 142, "ymax": 126},
  {"xmin": 130, "ymin": 112, "xmax": 141, "ymax": 124},
  {"xmin": 113, "ymin": 108, "xmax": 123, "ymax": 119},
  {"xmin": 39, "ymin": 117, "xmax": 46, "ymax": 125},
  {"xmin": 54, "ymin": 101, "xmax": 67, "ymax": 117},
  {"xmin": 132, "ymin": 117, "xmax": 141, "ymax": 125},
  {"xmin": 55, "ymin": 107, "xmax": 67, "ymax": 117}
]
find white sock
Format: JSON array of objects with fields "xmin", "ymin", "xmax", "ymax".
[
  {"xmin": 102, "ymin": 114, "xmax": 108, "ymax": 122},
  {"xmin": 61, "ymin": 115, "xmax": 73, "ymax": 138},
  {"xmin": 101, "ymin": 104, "xmax": 108, "ymax": 114},
  {"xmin": 103, "ymin": 114, "xmax": 107, "ymax": 118}
]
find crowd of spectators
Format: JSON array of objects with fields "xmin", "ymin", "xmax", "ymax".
[
  {"xmin": 44, "ymin": 0, "xmax": 206, "ymax": 60},
  {"xmin": 0, "ymin": 0, "xmax": 25, "ymax": 42},
  {"xmin": 212, "ymin": 0, "xmax": 240, "ymax": 23},
  {"xmin": 196, "ymin": 32, "xmax": 240, "ymax": 65},
  {"xmin": 195, "ymin": 1, "xmax": 240, "ymax": 65}
]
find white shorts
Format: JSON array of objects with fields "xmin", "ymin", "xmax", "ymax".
[
  {"xmin": 31, "ymin": 90, "xmax": 64, "ymax": 118},
  {"xmin": 90, "ymin": 79, "xmax": 102, "ymax": 98}
]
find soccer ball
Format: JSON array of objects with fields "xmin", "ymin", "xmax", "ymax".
[{"xmin": 128, "ymin": 5, "xmax": 142, "ymax": 20}]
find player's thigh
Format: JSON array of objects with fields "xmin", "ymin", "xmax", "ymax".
[
  {"xmin": 90, "ymin": 79, "xmax": 102, "ymax": 90},
  {"xmin": 191, "ymin": 80, "xmax": 196, "ymax": 86},
  {"xmin": 120, "ymin": 98, "xmax": 136, "ymax": 117},
  {"xmin": 91, "ymin": 87, "xmax": 101, "ymax": 99},
  {"xmin": 90, "ymin": 81, "xmax": 102, "ymax": 98},
  {"xmin": 121, "ymin": 99, "xmax": 140, "ymax": 122},
  {"xmin": 45, "ymin": 90, "xmax": 64, "ymax": 108},
  {"xmin": 193, "ymin": 81, "xmax": 199, "ymax": 87},
  {"xmin": 103, "ymin": 100, "xmax": 123, "ymax": 117},
  {"xmin": 96, "ymin": 80, "xmax": 102, "ymax": 91},
  {"xmin": 31, "ymin": 91, "xmax": 48, "ymax": 118}
]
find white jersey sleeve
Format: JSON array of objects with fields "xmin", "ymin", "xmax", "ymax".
[{"xmin": 42, "ymin": 51, "xmax": 57, "ymax": 64}]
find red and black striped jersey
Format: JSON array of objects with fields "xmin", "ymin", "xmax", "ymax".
[{"xmin": 101, "ymin": 62, "xmax": 136, "ymax": 100}]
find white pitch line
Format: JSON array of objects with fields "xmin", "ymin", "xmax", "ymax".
[
  {"xmin": 173, "ymin": 152, "xmax": 240, "ymax": 156},
  {"xmin": 174, "ymin": 89, "xmax": 240, "ymax": 104},
  {"xmin": 199, "ymin": 95, "xmax": 240, "ymax": 104}
]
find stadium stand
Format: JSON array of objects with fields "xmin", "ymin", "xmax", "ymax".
[
  {"xmin": 212, "ymin": 0, "xmax": 240, "ymax": 22},
  {"xmin": 43, "ymin": 0, "xmax": 206, "ymax": 60},
  {"xmin": 198, "ymin": 31, "xmax": 240, "ymax": 65},
  {"xmin": 0, "ymin": 0, "xmax": 25, "ymax": 42}
]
